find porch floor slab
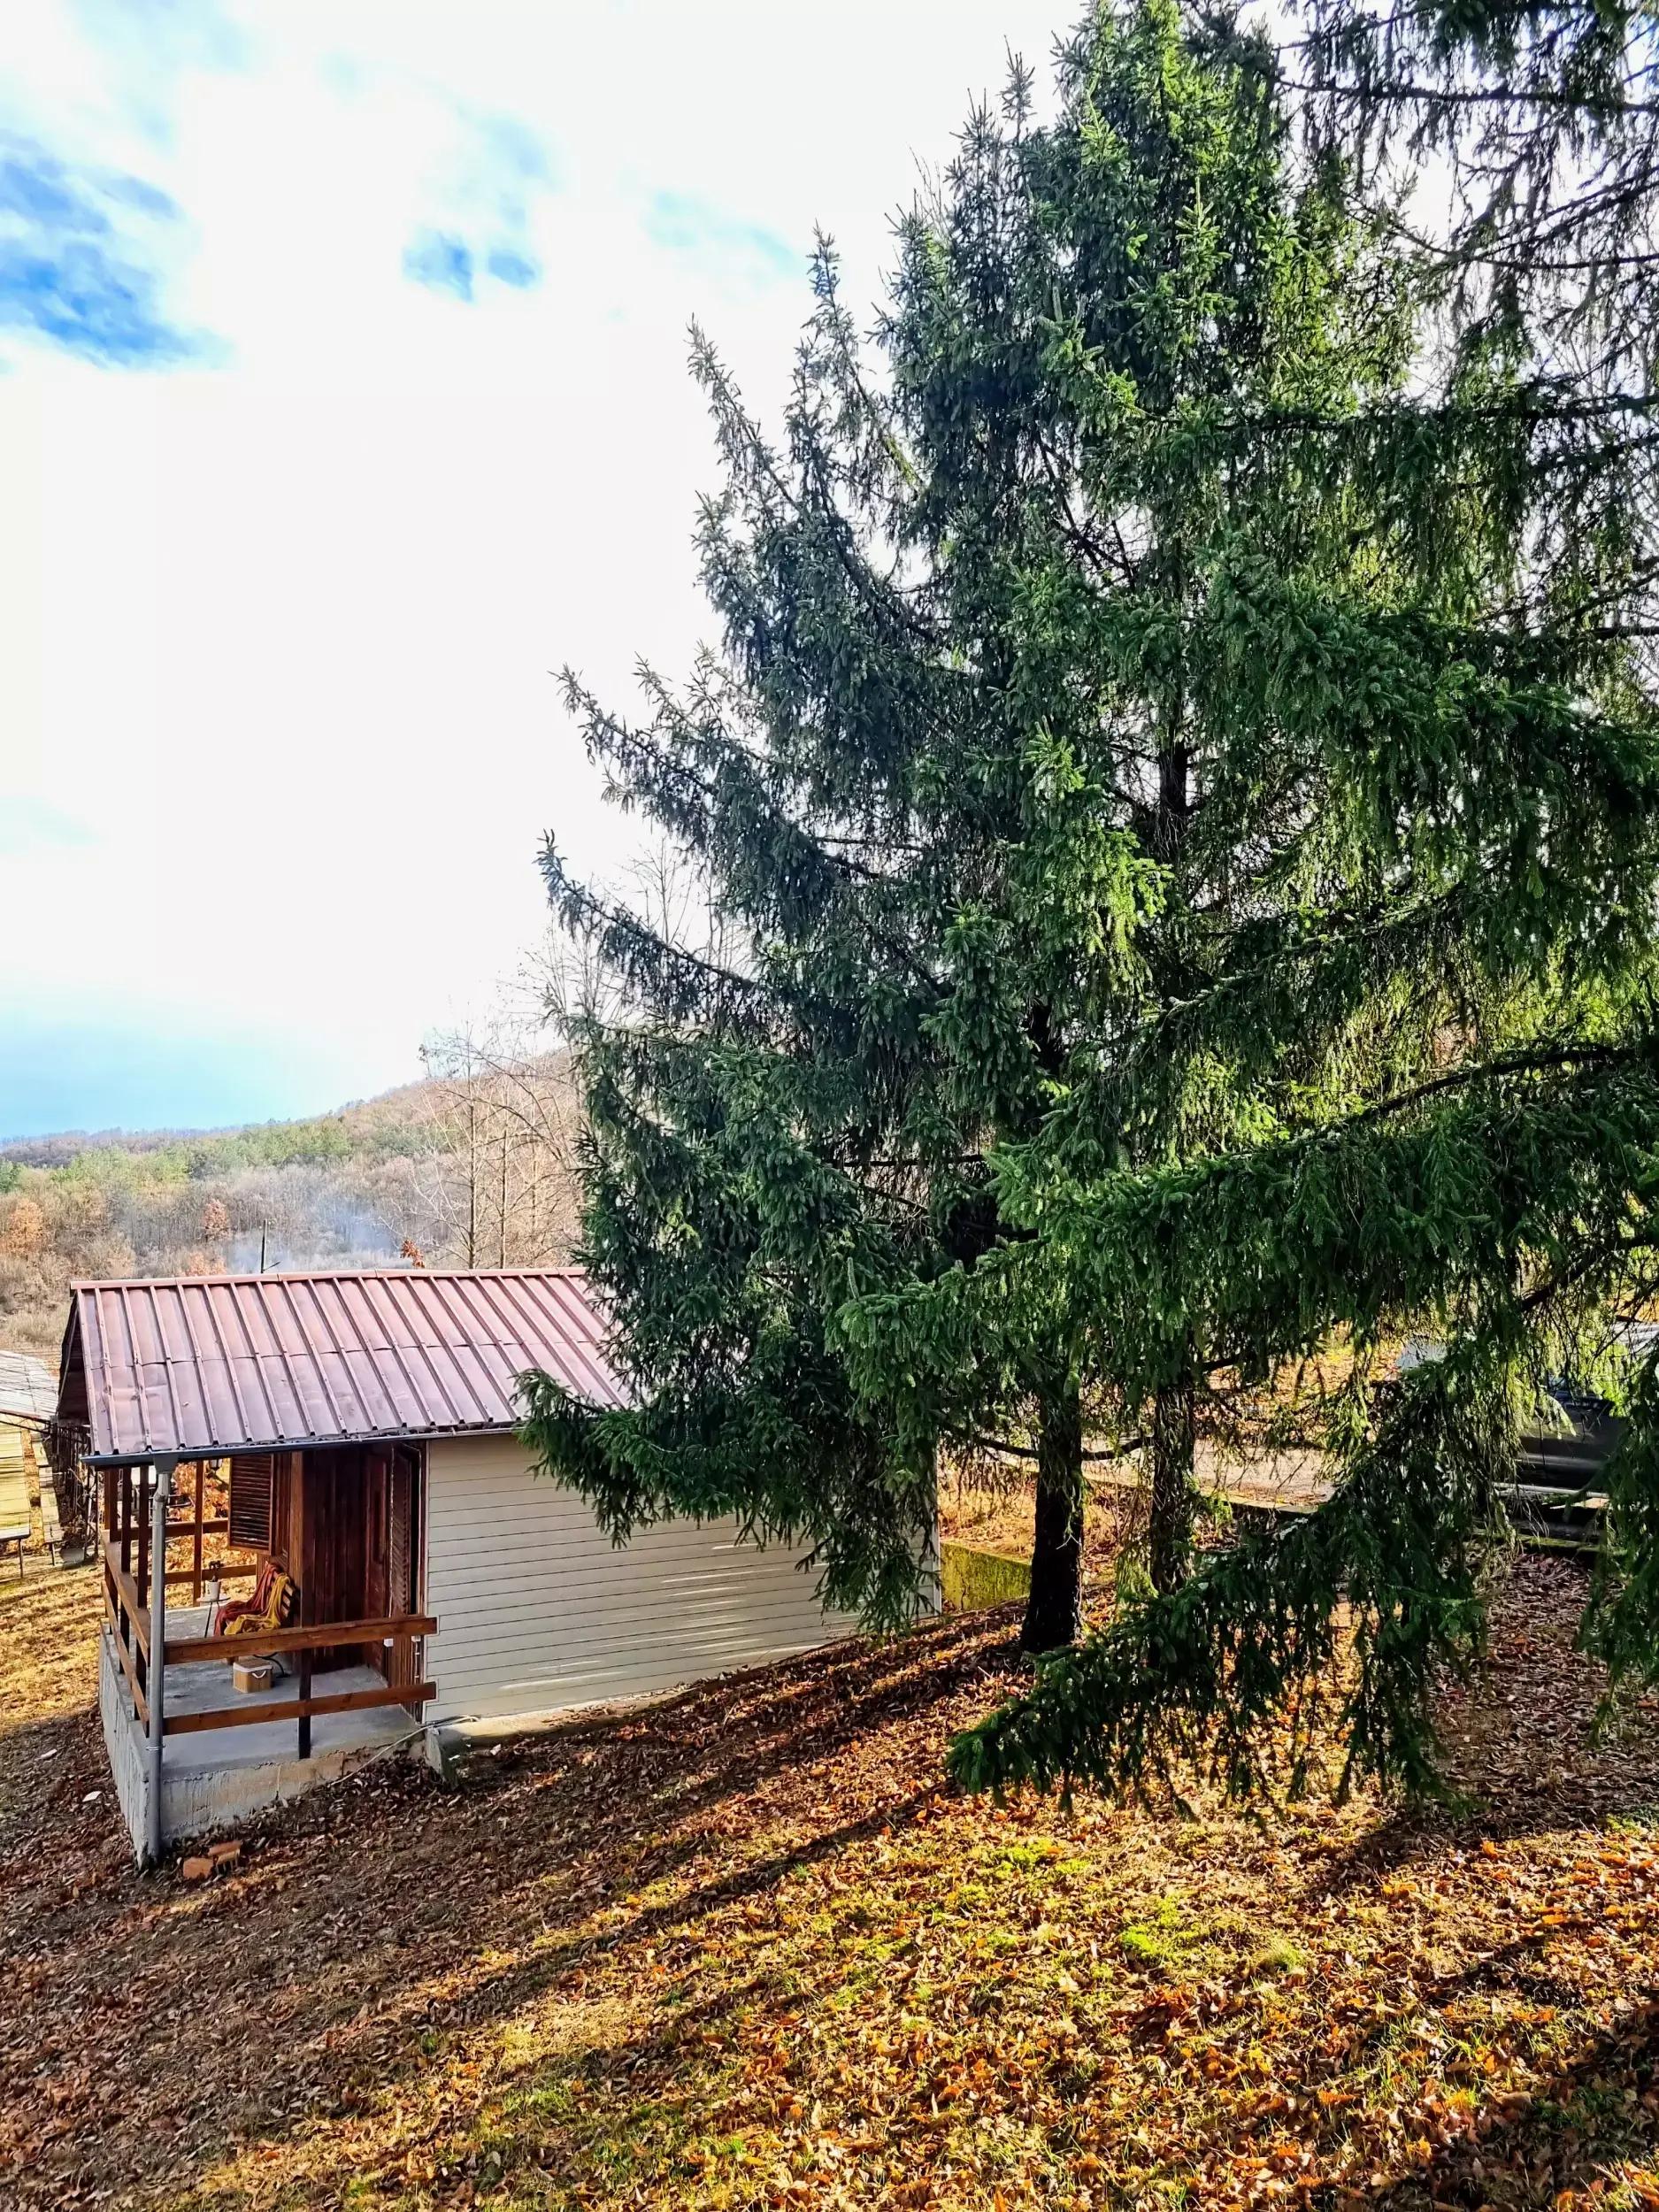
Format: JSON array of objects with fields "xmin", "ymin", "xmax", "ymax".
[{"xmin": 160, "ymin": 1659, "xmax": 418, "ymax": 1773}]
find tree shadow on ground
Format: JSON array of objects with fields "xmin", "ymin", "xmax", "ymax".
[
  {"xmin": 10, "ymin": 1562, "xmax": 1657, "ymax": 2209},
  {"xmin": 2, "ymin": 1601, "xmax": 1018, "ymax": 2204},
  {"xmin": 1308, "ymin": 1561, "xmax": 1659, "ymax": 1900},
  {"xmin": 1320, "ymin": 1998, "xmax": 1659, "ymax": 2209}
]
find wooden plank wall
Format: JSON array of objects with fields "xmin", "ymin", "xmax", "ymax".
[{"xmin": 268, "ymin": 1445, "xmax": 421, "ymax": 1671}]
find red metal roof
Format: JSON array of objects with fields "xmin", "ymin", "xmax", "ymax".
[{"xmin": 62, "ymin": 1268, "xmax": 627, "ymax": 1464}]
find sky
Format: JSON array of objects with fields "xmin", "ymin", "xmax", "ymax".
[{"xmin": 0, "ymin": 0, "xmax": 1069, "ymax": 1141}]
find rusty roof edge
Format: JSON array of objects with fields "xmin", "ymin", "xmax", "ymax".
[
  {"xmin": 66, "ymin": 1264, "xmax": 595, "ymax": 1293},
  {"xmin": 79, "ymin": 1416, "xmax": 530, "ymax": 1468}
]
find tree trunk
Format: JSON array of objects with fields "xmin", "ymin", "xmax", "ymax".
[
  {"xmin": 465, "ymin": 1094, "xmax": 478, "ymax": 1268},
  {"xmin": 1021, "ymin": 1381, "xmax": 1084, "ymax": 1653},
  {"xmin": 1148, "ymin": 1374, "xmax": 1194, "ymax": 1594},
  {"xmin": 498, "ymin": 1133, "xmax": 509, "ymax": 1268},
  {"xmin": 1154, "ymin": 738, "xmax": 1189, "ymax": 859}
]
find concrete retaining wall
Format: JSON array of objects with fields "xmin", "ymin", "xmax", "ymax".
[
  {"xmin": 156, "ymin": 1732, "xmax": 406, "ymax": 1849},
  {"xmin": 98, "ymin": 1629, "xmax": 150, "ymax": 1858},
  {"xmin": 98, "ymin": 1629, "xmax": 419, "ymax": 1863},
  {"xmin": 940, "ymin": 1540, "xmax": 1032, "ymax": 1613}
]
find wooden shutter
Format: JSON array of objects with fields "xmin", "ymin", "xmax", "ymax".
[{"xmin": 227, "ymin": 1452, "xmax": 275, "ymax": 1552}]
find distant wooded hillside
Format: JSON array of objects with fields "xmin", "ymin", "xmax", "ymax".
[{"xmin": 0, "ymin": 1049, "xmax": 579, "ymax": 1368}]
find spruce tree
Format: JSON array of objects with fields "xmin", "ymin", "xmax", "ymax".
[
  {"xmin": 529, "ymin": 0, "xmax": 1659, "ymax": 1804},
  {"xmin": 888, "ymin": 0, "xmax": 1659, "ymax": 1798},
  {"xmin": 522, "ymin": 0, "xmax": 1410, "ymax": 1653}
]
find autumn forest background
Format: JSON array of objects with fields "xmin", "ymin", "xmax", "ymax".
[{"xmin": 0, "ymin": 1036, "xmax": 579, "ymax": 1365}]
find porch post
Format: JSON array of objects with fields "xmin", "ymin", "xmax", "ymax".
[
  {"xmin": 191, "ymin": 1460, "xmax": 204, "ymax": 1604},
  {"xmin": 144, "ymin": 1456, "xmax": 176, "ymax": 1868}
]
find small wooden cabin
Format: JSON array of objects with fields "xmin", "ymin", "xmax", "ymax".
[{"xmin": 57, "ymin": 1268, "xmax": 858, "ymax": 1862}]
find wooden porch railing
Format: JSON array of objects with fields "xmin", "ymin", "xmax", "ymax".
[
  {"xmin": 102, "ymin": 1540, "xmax": 262, "ymax": 1699},
  {"xmin": 161, "ymin": 1614, "xmax": 438, "ymax": 1755},
  {"xmin": 102, "ymin": 1538, "xmax": 435, "ymax": 1758},
  {"xmin": 102, "ymin": 1544, "xmax": 149, "ymax": 1728}
]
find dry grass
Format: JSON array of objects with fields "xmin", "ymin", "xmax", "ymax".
[
  {"xmin": 2, "ymin": 1557, "xmax": 1658, "ymax": 2211},
  {"xmin": 939, "ymin": 1474, "xmax": 1133, "ymax": 1594}
]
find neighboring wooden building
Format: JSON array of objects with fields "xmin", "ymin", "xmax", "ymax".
[
  {"xmin": 57, "ymin": 1269, "xmax": 861, "ymax": 1862},
  {"xmin": 0, "ymin": 1348, "xmax": 57, "ymax": 1427},
  {"xmin": 0, "ymin": 1348, "xmax": 57, "ymax": 1569}
]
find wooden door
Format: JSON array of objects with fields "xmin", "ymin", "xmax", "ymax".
[
  {"xmin": 364, "ymin": 1445, "xmax": 391, "ymax": 1624},
  {"xmin": 388, "ymin": 1448, "xmax": 417, "ymax": 1617},
  {"xmin": 365, "ymin": 1444, "xmax": 420, "ymax": 1689},
  {"xmin": 297, "ymin": 1447, "xmax": 368, "ymax": 1670}
]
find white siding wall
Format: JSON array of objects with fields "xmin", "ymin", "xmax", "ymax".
[{"xmin": 423, "ymin": 1434, "xmax": 861, "ymax": 1725}]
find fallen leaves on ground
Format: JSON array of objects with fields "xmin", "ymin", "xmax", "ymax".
[{"xmin": 3, "ymin": 1557, "xmax": 1658, "ymax": 2211}]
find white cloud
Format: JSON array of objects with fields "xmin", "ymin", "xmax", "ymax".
[{"xmin": 0, "ymin": 0, "xmax": 1070, "ymax": 1137}]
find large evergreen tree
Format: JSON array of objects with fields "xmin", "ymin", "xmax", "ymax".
[
  {"xmin": 528, "ymin": 0, "xmax": 1659, "ymax": 1805},
  {"xmin": 908, "ymin": 0, "xmax": 1659, "ymax": 1797},
  {"xmin": 522, "ymin": 0, "xmax": 1408, "ymax": 1655}
]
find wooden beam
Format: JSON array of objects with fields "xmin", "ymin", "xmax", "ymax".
[
  {"xmin": 102, "ymin": 1543, "xmax": 150, "ymax": 1659},
  {"xmin": 146, "ymin": 1457, "xmax": 177, "ymax": 1864},
  {"xmin": 163, "ymin": 1679, "xmax": 435, "ymax": 1737},
  {"xmin": 101, "ymin": 1583, "xmax": 149, "ymax": 1729},
  {"xmin": 159, "ymin": 1559, "xmax": 257, "ymax": 1589},
  {"xmin": 135, "ymin": 1464, "xmax": 150, "ymax": 1613},
  {"xmin": 164, "ymin": 1612, "xmax": 437, "ymax": 1665},
  {"xmin": 191, "ymin": 1461, "xmax": 204, "ymax": 1606}
]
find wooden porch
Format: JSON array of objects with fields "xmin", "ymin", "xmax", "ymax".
[
  {"xmin": 97, "ymin": 1445, "xmax": 436, "ymax": 1853},
  {"xmin": 116, "ymin": 1603, "xmax": 420, "ymax": 1763}
]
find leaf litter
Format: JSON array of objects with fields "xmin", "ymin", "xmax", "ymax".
[{"xmin": 2, "ymin": 1556, "xmax": 1657, "ymax": 2210}]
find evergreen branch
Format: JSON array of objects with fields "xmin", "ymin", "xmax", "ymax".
[
  {"xmin": 690, "ymin": 324, "xmax": 941, "ymax": 657},
  {"xmin": 961, "ymin": 1432, "xmax": 1148, "ymax": 1463},
  {"xmin": 947, "ymin": 1355, "xmax": 1514, "ymax": 1802},
  {"xmin": 1286, "ymin": 73, "xmax": 1659, "ymax": 118},
  {"xmin": 1336, "ymin": 1041, "xmax": 1634, "ymax": 1135},
  {"xmin": 540, "ymin": 851, "xmax": 773, "ymax": 1019}
]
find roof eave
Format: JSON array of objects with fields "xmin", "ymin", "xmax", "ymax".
[{"xmin": 81, "ymin": 1417, "xmax": 530, "ymax": 1469}]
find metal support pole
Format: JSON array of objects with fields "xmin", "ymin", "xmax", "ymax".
[{"xmin": 144, "ymin": 1457, "xmax": 176, "ymax": 1869}]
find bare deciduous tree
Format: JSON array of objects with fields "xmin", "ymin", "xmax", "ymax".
[{"xmin": 415, "ymin": 1015, "xmax": 580, "ymax": 1271}]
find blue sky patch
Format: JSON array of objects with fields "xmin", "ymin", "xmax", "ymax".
[
  {"xmin": 646, "ymin": 190, "xmax": 797, "ymax": 285},
  {"xmin": 403, "ymin": 110, "xmax": 553, "ymax": 303},
  {"xmin": 486, "ymin": 246, "xmax": 539, "ymax": 289},
  {"xmin": 403, "ymin": 227, "xmax": 474, "ymax": 300},
  {"xmin": 0, "ymin": 151, "xmax": 99, "ymax": 230},
  {"xmin": 406, "ymin": 231, "xmax": 545, "ymax": 303},
  {"xmin": 0, "ymin": 138, "xmax": 202, "ymax": 365},
  {"xmin": 473, "ymin": 111, "xmax": 552, "ymax": 189}
]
